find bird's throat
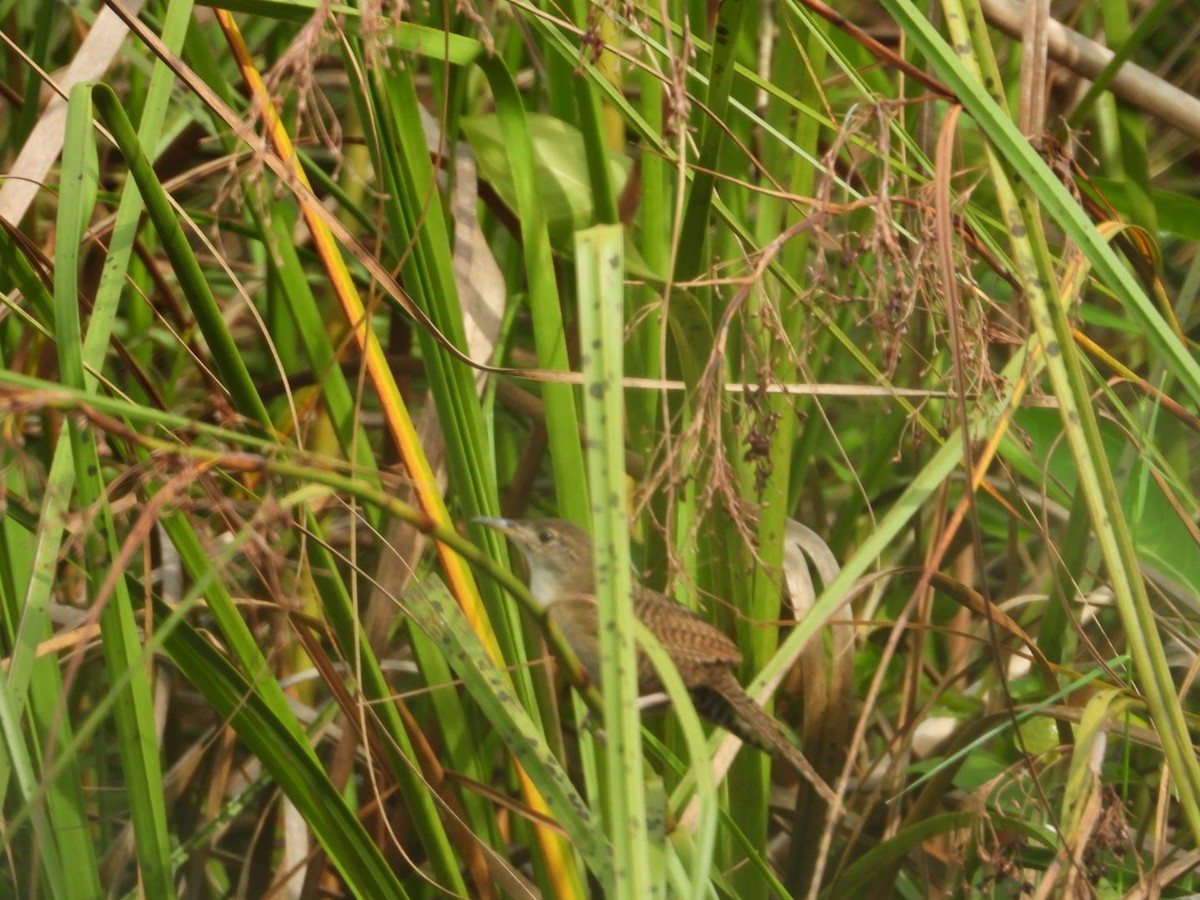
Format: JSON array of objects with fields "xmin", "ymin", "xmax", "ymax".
[{"xmin": 526, "ymin": 564, "xmax": 563, "ymax": 610}]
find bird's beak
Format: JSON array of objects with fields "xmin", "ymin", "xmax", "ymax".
[
  {"xmin": 472, "ymin": 517, "xmax": 531, "ymax": 561},
  {"xmin": 471, "ymin": 516, "xmax": 517, "ymax": 536}
]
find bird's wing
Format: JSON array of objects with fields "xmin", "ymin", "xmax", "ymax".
[
  {"xmin": 546, "ymin": 588, "xmax": 743, "ymax": 685},
  {"xmin": 632, "ymin": 585, "xmax": 743, "ymax": 671}
]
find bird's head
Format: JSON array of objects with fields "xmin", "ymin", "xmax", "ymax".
[{"xmin": 473, "ymin": 517, "xmax": 595, "ymax": 607}]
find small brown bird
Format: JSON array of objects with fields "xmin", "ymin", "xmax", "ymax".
[{"xmin": 476, "ymin": 516, "xmax": 834, "ymax": 800}]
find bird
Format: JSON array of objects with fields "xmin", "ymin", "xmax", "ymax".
[{"xmin": 475, "ymin": 516, "xmax": 834, "ymax": 801}]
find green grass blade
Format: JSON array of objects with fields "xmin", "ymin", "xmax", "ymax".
[
  {"xmin": 89, "ymin": 83, "xmax": 272, "ymax": 431},
  {"xmin": 878, "ymin": 0, "xmax": 1200, "ymax": 403},
  {"xmin": 575, "ymin": 224, "xmax": 652, "ymax": 894},
  {"xmin": 476, "ymin": 56, "xmax": 590, "ymax": 522},
  {"xmin": 405, "ymin": 576, "xmax": 610, "ymax": 882},
  {"xmin": 155, "ymin": 602, "xmax": 410, "ymax": 898},
  {"xmin": 56, "ymin": 82, "xmax": 175, "ymax": 899}
]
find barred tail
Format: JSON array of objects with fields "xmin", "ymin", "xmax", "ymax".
[{"xmin": 691, "ymin": 678, "xmax": 836, "ymax": 804}]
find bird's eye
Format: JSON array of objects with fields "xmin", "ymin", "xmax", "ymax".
[{"xmin": 538, "ymin": 529, "xmax": 554, "ymax": 544}]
